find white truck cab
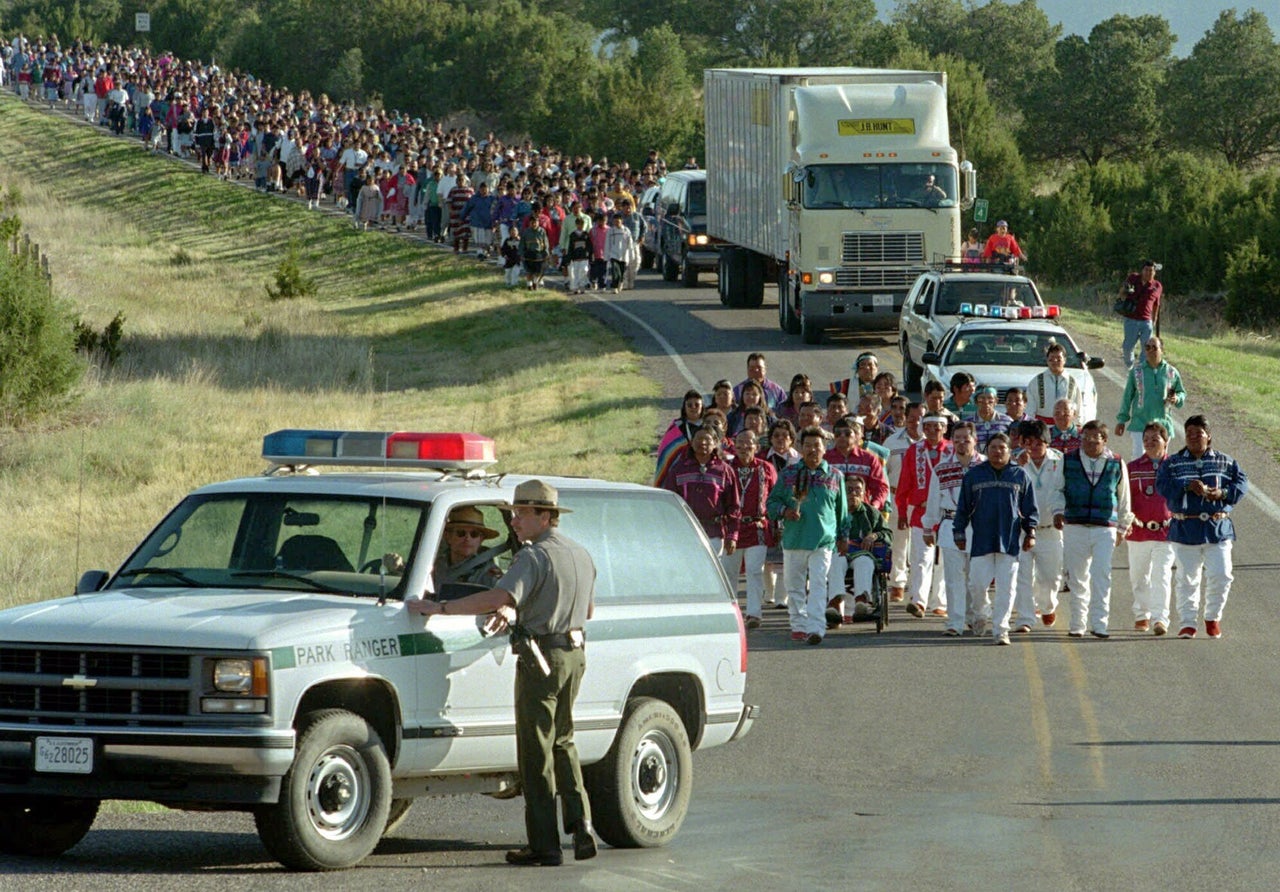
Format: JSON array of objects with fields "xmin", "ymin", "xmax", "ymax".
[{"xmin": 0, "ymin": 430, "xmax": 756, "ymax": 870}]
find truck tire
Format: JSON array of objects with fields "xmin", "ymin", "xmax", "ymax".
[
  {"xmin": 720, "ymin": 248, "xmax": 747, "ymax": 307},
  {"xmin": 381, "ymin": 799, "xmax": 414, "ymax": 838},
  {"xmin": 743, "ymin": 253, "xmax": 766, "ymax": 309},
  {"xmin": 584, "ymin": 696, "xmax": 692, "ymax": 849},
  {"xmin": 662, "ymin": 252, "xmax": 679, "ymax": 282},
  {"xmin": 680, "ymin": 252, "xmax": 699, "ymax": 287},
  {"xmin": 901, "ymin": 344, "xmax": 923, "ymax": 393},
  {"xmin": 255, "ymin": 709, "xmax": 392, "ymax": 871},
  {"xmin": 0, "ymin": 796, "xmax": 99, "ymax": 857},
  {"xmin": 800, "ymin": 303, "xmax": 824, "ymax": 345},
  {"xmin": 779, "ymin": 275, "xmax": 801, "ymax": 334}
]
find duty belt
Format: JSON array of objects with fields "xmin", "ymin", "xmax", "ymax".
[
  {"xmin": 1172, "ymin": 512, "xmax": 1228, "ymax": 522},
  {"xmin": 534, "ymin": 630, "xmax": 585, "ymax": 650},
  {"xmin": 1135, "ymin": 519, "xmax": 1170, "ymax": 531}
]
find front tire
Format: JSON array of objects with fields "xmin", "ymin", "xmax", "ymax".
[
  {"xmin": 662, "ymin": 251, "xmax": 679, "ymax": 282},
  {"xmin": 680, "ymin": 253, "xmax": 699, "ymax": 287},
  {"xmin": 0, "ymin": 796, "xmax": 99, "ymax": 856},
  {"xmin": 255, "ymin": 709, "xmax": 392, "ymax": 871},
  {"xmin": 800, "ymin": 305, "xmax": 824, "ymax": 345},
  {"xmin": 902, "ymin": 343, "xmax": 923, "ymax": 393},
  {"xmin": 584, "ymin": 697, "xmax": 692, "ymax": 849}
]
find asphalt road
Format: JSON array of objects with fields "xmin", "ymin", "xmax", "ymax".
[{"xmin": 8, "ymin": 268, "xmax": 1280, "ymax": 891}]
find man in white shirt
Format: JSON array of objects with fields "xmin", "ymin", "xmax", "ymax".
[
  {"xmin": 1026, "ymin": 343, "xmax": 1086, "ymax": 424},
  {"xmin": 1012, "ymin": 420, "xmax": 1066, "ymax": 632}
]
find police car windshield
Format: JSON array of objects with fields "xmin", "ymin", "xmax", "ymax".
[
  {"xmin": 111, "ymin": 492, "xmax": 427, "ymax": 598},
  {"xmin": 947, "ymin": 330, "xmax": 1084, "ymax": 368}
]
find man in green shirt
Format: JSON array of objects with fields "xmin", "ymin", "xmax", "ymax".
[{"xmin": 1115, "ymin": 335, "xmax": 1186, "ymax": 458}]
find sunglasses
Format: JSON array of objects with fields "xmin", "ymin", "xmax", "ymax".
[{"xmin": 448, "ymin": 528, "xmax": 485, "ymax": 540}]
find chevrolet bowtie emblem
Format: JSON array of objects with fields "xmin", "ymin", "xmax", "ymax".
[{"xmin": 62, "ymin": 675, "xmax": 98, "ymax": 689}]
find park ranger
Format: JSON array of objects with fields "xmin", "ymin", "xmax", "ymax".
[{"xmin": 409, "ymin": 479, "xmax": 597, "ymax": 866}]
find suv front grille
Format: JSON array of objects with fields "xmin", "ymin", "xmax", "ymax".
[
  {"xmin": 0, "ymin": 646, "xmax": 194, "ymax": 724},
  {"xmin": 841, "ymin": 232, "xmax": 925, "ymax": 264}
]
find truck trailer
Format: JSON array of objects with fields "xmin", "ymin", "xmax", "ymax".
[{"xmin": 705, "ymin": 67, "xmax": 975, "ymax": 343}]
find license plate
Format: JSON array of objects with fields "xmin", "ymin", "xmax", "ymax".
[
  {"xmin": 34, "ymin": 736, "xmax": 94, "ymax": 774},
  {"xmin": 872, "ymin": 293, "xmax": 894, "ymax": 307}
]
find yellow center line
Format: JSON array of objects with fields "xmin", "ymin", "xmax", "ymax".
[
  {"xmin": 1021, "ymin": 641, "xmax": 1054, "ymax": 787},
  {"xmin": 1063, "ymin": 642, "xmax": 1107, "ymax": 788}
]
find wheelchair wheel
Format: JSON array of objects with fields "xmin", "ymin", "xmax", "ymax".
[{"xmin": 875, "ymin": 573, "xmax": 889, "ymax": 633}]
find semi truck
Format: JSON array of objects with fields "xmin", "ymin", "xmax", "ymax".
[{"xmin": 705, "ymin": 67, "xmax": 976, "ymax": 343}]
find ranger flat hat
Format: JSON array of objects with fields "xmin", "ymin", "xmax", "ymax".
[
  {"xmin": 445, "ymin": 505, "xmax": 499, "ymax": 539},
  {"xmin": 497, "ymin": 479, "xmax": 572, "ymax": 513}
]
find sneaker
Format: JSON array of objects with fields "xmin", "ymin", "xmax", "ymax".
[
  {"xmin": 930, "ymin": 608, "xmax": 947, "ymax": 617},
  {"xmin": 1134, "ymin": 619, "xmax": 1150, "ymax": 632},
  {"xmin": 745, "ymin": 615, "xmax": 761, "ymax": 630},
  {"xmin": 505, "ymin": 847, "xmax": 563, "ymax": 867},
  {"xmin": 994, "ymin": 632, "xmax": 1011, "ymax": 646},
  {"xmin": 790, "ymin": 631, "xmax": 806, "ymax": 642},
  {"xmin": 806, "ymin": 633, "xmax": 823, "ymax": 646},
  {"xmin": 942, "ymin": 628, "xmax": 960, "ymax": 637},
  {"xmin": 841, "ymin": 615, "xmax": 854, "ymax": 625},
  {"xmin": 1089, "ymin": 630, "xmax": 1110, "ymax": 639},
  {"xmin": 772, "ymin": 602, "xmax": 790, "ymax": 610},
  {"xmin": 572, "ymin": 822, "xmax": 598, "ymax": 861},
  {"xmin": 889, "ymin": 587, "xmax": 905, "ymax": 602},
  {"xmin": 972, "ymin": 619, "xmax": 988, "ymax": 639},
  {"xmin": 1153, "ymin": 621, "xmax": 1168, "ymax": 636},
  {"xmin": 1041, "ymin": 611, "xmax": 1057, "ymax": 627},
  {"xmin": 1014, "ymin": 624, "xmax": 1032, "ymax": 634},
  {"xmin": 1177, "ymin": 626, "xmax": 1197, "ymax": 639},
  {"xmin": 1205, "ymin": 620, "xmax": 1222, "ymax": 639},
  {"xmin": 1067, "ymin": 631, "xmax": 1085, "ymax": 638},
  {"xmin": 906, "ymin": 602, "xmax": 925, "ymax": 618}
]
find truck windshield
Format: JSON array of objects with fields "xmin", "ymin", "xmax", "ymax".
[
  {"xmin": 110, "ymin": 493, "xmax": 428, "ymax": 598},
  {"xmin": 803, "ymin": 163, "xmax": 957, "ymax": 210}
]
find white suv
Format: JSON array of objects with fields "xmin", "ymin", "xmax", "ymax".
[{"xmin": 0, "ymin": 430, "xmax": 756, "ymax": 870}]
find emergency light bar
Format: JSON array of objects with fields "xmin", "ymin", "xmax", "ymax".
[
  {"xmin": 262, "ymin": 430, "xmax": 497, "ymax": 470},
  {"xmin": 959, "ymin": 303, "xmax": 1060, "ymax": 319}
]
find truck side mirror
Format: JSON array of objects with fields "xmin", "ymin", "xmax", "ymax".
[{"xmin": 960, "ymin": 160, "xmax": 977, "ymax": 210}]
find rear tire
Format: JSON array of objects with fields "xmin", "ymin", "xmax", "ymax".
[
  {"xmin": 0, "ymin": 796, "xmax": 99, "ymax": 857},
  {"xmin": 584, "ymin": 697, "xmax": 692, "ymax": 849},
  {"xmin": 720, "ymin": 248, "xmax": 746, "ymax": 307}
]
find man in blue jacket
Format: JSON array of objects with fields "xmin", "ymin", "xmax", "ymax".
[{"xmin": 954, "ymin": 433, "xmax": 1038, "ymax": 645}]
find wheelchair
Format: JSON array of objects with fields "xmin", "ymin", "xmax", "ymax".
[{"xmin": 825, "ymin": 540, "xmax": 892, "ymax": 633}]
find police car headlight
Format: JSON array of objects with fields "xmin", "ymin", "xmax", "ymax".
[
  {"xmin": 817, "ymin": 272, "xmax": 835, "ymax": 285},
  {"xmin": 212, "ymin": 657, "xmax": 268, "ymax": 694}
]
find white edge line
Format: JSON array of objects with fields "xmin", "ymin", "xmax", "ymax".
[
  {"xmin": 580, "ymin": 292, "xmax": 705, "ymax": 393},
  {"xmin": 1099, "ymin": 365, "xmax": 1280, "ymax": 525}
]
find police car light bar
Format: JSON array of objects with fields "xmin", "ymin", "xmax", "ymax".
[
  {"xmin": 959, "ymin": 303, "xmax": 1060, "ymax": 320},
  {"xmin": 262, "ymin": 430, "xmax": 497, "ymax": 470}
]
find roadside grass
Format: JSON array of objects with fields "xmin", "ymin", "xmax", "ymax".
[
  {"xmin": 0, "ymin": 95, "xmax": 659, "ymax": 608},
  {"xmin": 1049, "ymin": 284, "xmax": 1280, "ymax": 457}
]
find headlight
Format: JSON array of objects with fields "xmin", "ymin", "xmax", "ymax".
[
  {"xmin": 817, "ymin": 272, "xmax": 835, "ymax": 285},
  {"xmin": 688, "ymin": 234, "xmax": 709, "ymax": 246},
  {"xmin": 213, "ymin": 657, "xmax": 268, "ymax": 694}
]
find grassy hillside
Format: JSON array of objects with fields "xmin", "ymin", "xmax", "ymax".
[{"xmin": 0, "ymin": 95, "xmax": 659, "ymax": 607}]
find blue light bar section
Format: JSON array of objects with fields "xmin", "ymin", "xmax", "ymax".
[{"xmin": 262, "ymin": 429, "xmax": 342, "ymax": 458}]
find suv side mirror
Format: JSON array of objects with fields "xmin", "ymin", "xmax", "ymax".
[
  {"xmin": 1086, "ymin": 356, "xmax": 1105, "ymax": 370},
  {"xmin": 922, "ymin": 352, "xmax": 941, "ymax": 365},
  {"xmin": 77, "ymin": 570, "xmax": 110, "ymax": 594}
]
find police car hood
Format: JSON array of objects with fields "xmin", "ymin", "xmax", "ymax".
[{"xmin": 0, "ymin": 587, "xmax": 389, "ymax": 650}]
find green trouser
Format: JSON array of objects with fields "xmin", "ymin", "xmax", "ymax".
[{"xmin": 514, "ymin": 645, "xmax": 589, "ymax": 854}]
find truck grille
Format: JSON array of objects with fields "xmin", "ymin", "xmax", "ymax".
[
  {"xmin": 0, "ymin": 646, "xmax": 194, "ymax": 724},
  {"xmin": 834, "ymin": 268, "xmax": 922, "ymax": 289},
  {"xmin": 841, "ymin": 232, "xmax": 925, "ymax": 264}
]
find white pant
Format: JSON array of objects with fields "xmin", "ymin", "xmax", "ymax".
[
  {"xmin": 1014, "ymin": 526, "xmax": 1064, "ymax": 627},
  {"xmin": 834, "ymin": 552, "xmax": 876, "ymax": 619},
  {"xmin": 1172, "ymin": 540, "xmax": 1234, "ymax": 627},
  {"xmin": 888, "ymin": 500, "xmax": 910, "ymax": 589},
  {"xmin": 939, "ymin": 542, "xmax": 971, "ymax": 633},
  {"xmin": 568, "ymin": 259, "xmax": 589, "ymax": 292},
  {"xmin": 504, "ymin": 265, "xmax": 522, "ymax": 286},
  {"xmin": 1128, "ymin": 539, "xmax": 1175, "ymax": 625},
  {"xmin": 906, "ymin": 526, "xmax": 946, "ymax": 611},
  {"xmin": 785, "ymin": 548, "xmax": 834, "ymax": 637},
  {"xmin": 625, "ymin": 245, "xmax": 640, "ymax": 289},
  {"xmin": 971, "ymin": 553, "xmax": 1019, "ymax": 637},
  {"xmin": 725, "ymin": 544, "xmax": 768, "ymax": 617},
  {"xmin": 1063, "ymin": 525, "xmax": 1119, "ymax": 634}
]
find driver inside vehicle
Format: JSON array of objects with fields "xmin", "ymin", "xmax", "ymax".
[{"xmin": 382, "ymin": 505, "xmax": 507, "ymax": 587}]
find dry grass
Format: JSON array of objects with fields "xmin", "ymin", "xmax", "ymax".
[{"xmin": 0, "ymin": 95, "xmax": 659, "ymax": 607}]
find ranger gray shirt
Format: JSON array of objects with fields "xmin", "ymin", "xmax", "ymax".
[{"xmin": 497, "ymin": 528, "xmax": 594, "ymax": 636}]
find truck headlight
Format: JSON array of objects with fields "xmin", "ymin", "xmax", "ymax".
[
  {"xmin": 213, "ymin": 657, "xmax": 268, "ymax": 694},
  {"xmin": 688, "ymin": 234, "xmax": 709, "ymax": 246},
  {"xmin": 817, "ymin": 272, "xmax": 835, "ymax": 285}
]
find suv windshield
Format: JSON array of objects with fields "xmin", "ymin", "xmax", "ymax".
[
  {"xmin": 686, "ymin": 180, "xmax": 706, "ymax": 216},
  {"xmin": 935, "ymin": 280, "xmax": 1042, "ymax": 314},
  {"xmin": 110, "ymin": 493, "xmax": 428, "ymax": 598},
  {"xmin": 803, "ymin": 163, "xmax": 957, "ymax": 210},
  {"xmin": 948, "ymin": 330, "xmax": 1084, "ymax": 368}
]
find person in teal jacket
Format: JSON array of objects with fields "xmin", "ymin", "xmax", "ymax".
[
  {"xmin": 767, "ymin": 426, "xmax": 849, "ymax": 645},
  {"xmin": 1114, "ymin": 335, "xmax": 1185, "ymax": 458}
]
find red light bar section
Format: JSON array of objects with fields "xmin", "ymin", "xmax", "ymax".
[{"xmin": 386, "ymin": 432, "xmax": 496, "ymax": 465}]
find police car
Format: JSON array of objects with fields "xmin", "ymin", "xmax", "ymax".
[
  {"xmin": 919, "ymin": 305, "xmax": 1105, "ymax": 422},
  {"xmin": 0, "ymin": 431, "xmax": 756, "ymax": 870},
  {"xmin": 899, "ymin": 262, "xmax": 1046, "ymax": 392}
]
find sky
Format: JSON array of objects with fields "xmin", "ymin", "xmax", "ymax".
[{"xmin": 874, "ymin": 0, "xmax": 1280, "ymax": 54}]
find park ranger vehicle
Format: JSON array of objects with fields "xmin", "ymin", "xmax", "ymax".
[{"xmin": 0, "ymin": 430, "xmax": 756, "ymax": 870}]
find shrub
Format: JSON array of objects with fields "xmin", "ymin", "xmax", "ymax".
[
  {"xmin": 1224, "ymin": 237, "xmax": 1280, "ymax": 327},
  {"xmin": 265, "ymin": 242, "xmax": 317, "ymax": 301},
  {"xmin": 0, "ymin": 238, "xmax": 83, "ymax": 423},
  {"xmin": 74, "ymin": 311, "xmax": 127, "ymax": 367}
]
